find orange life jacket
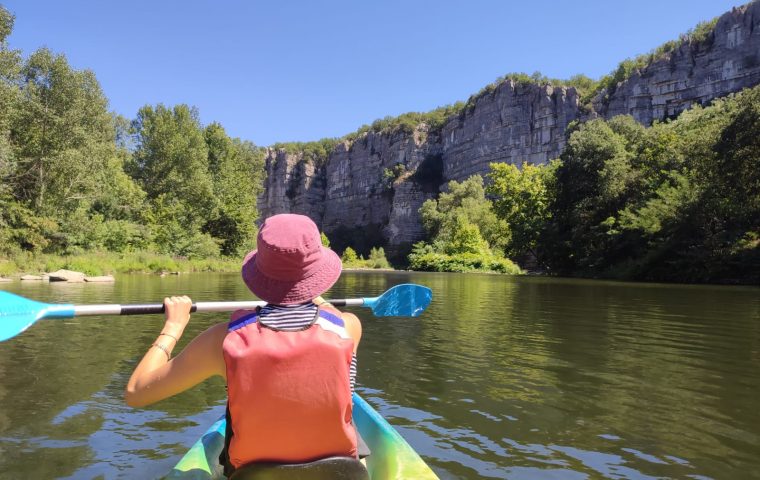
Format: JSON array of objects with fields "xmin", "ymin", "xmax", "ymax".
[{"xmin": 222, "ymin": 307, "xmax": 357, "ymax": 467}]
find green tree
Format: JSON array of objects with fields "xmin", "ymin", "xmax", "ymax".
[
  {"xmin": 131, "ymin": 104, "xmax": 214, "ymax": 223},
  {"xmin": 445, "ymin": 216, "xmax": 490, "ymax": 255},
  {"xmin": 419, "ymin": 175, "xmax": 509, "ymax": 252},
  {"xmin": 412, "ymin": 175, "xmax": 520, "ymax": 274},
  {"xmin": 2, "ymin": 45, "xmax": 145, "ymax": 253},
  {"xmin": 146, "ymin": 194, "xmax": 220, "ymax": 258},
  {"xmin": 0, "ymin": 6, "xmax": 21, "ymax": 249},
  {"xmin": 202, "ymin": 123, "xmax": 264, "ymax": 256},
  {"xmin": 367, "ymin": 247, "xmax": 391, "ymax": 269},
  {"xmin": 10, "ymin": 48, "xmax": 117, "ymax": 215},
  {"xmin": 616, "ymin": 171, "xmax": 695, "ymax": 235},
  {"xmin": 488, "ymin": 161, "xmax": 558, "ymax": 259},
  {"xmin": 0, "ymin": 5, "xmax": 20, "ymax": 182},
  {"xmin": 709, "ymin": 87, "xmax": 760, "ymax": 226},
  {"xmin": 0, "ymin": 197, "xmax": 58, "ymax": 254},
  {"xmin": 320, "ymin": 231, "xmax": 330, "ymax": 247},
  {"xmin": 341, "ymin": 246, "xmax": 358, "ymax": 264},
  {"xmin": 545, "ymin": 119, "xmax": 639, "ymax": 272},
  {"xmin": 130, "ymin": 104, "xmax": 219, "ymax": 255}
]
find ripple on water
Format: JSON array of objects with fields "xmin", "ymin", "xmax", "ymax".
[{"xmin": 2, "ymin": 273, "xmax": 760, "ymax": 479}]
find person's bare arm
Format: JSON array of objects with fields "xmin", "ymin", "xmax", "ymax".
[
  {"xmin": 342, "ymin": 311, "xmax": 362, "ymax": 354},
  {"xmin": 125, "ymin": 296, "xmax": 227, "ymax": 408},
  {"xmin": 315, "ymin": 296, "xmax": 362, "ymax": 353}
]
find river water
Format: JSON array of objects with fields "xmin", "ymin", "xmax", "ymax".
[{"xmin": 0, "ymin": 272, "xmax": 758, "ymax": 479}]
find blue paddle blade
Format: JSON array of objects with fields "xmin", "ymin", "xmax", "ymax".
[
  {"xmin": 0, "ymin": 291, "xmax": 75, "ymax": 342},
  {"xmin": 365, "ymin": 284, "xmax": 433, "ymax": 317}
]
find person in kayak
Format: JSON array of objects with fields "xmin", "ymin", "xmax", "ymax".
[{"xmin": 125, "ymin": 213, "xmax": 363, "ymax": 474}]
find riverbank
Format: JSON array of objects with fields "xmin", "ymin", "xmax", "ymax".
[
  {"xmin": 0, "ymin": 251, "xmax": 539, "ymax": 280},
  {"xmin": 0, "ymin": 251, "xmax": 241, "ymax": 278},
  {"xmin": 0, "ymin": 252, "xmax": 410, "ymax": 280}
]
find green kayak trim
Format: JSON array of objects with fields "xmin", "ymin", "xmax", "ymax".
[{"xmin": 166, "ymin": 393, "xmax": 438, "ymax": 480}]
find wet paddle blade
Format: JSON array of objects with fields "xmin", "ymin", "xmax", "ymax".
[
  {"xmin": 0, "ymin": 291, "xmax": 75, "ymax": 342},
  {"xmin": 367, "ymin": 284, "xmax": 432, "ymax": 317}
]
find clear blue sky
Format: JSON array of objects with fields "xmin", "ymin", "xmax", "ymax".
[{"xmin": 4, "ymin": 0, "xmax": 745, "ymax": 146}]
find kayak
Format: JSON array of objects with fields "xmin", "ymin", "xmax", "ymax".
[{"xmin": 166, "ymin": 392, "xmax": 439, "ymax": 479}]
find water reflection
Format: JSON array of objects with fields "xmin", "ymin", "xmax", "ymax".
[
  {"xmin": 355, "ymin": 274, "xmax": 760, "ymax": 479},
  {"xmin": 0, "ymin": 273, "xmax": 759, "ymax": 479}
]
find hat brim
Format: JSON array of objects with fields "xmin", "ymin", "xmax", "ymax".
[{"xmin": 242, "ymin": 246, "xmax": 343, "ymax": 305}]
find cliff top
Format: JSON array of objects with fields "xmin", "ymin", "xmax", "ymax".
[{"xmin": 268, "ymin": 1, "xmax": 753, "ymax": 159}]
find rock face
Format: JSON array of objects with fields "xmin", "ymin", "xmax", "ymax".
[
  {"xmin": 440, "ymin": 81, "xmax": 580, "ymax": 182},
  {"xmin": 259, "ymin": 82, "xmax": 579, "ymax": 255},
  {"xmin": 593, "ymin": 3, "xmax": 760, "ymax": 124},
  {"xmin": 258, "ymin": 149, "xmax": 326, "ymax": 222},
  {"xmin": 322, "ymin": 129, "xmax": 441, "ymax": 251},
  {"xmin": 259, "ymin": 2, "xmax": 760, "ymax": 253},
  {"xmin": 259, "ymin": 130, "xmax": 442, "ymax": 255}
]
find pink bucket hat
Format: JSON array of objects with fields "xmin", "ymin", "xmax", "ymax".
[{"xmin": 242, "ymin": 214, "xmax": 342, "ymax": 305}]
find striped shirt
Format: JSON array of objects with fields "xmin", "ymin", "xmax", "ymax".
[{"xmin": 259, "ymin": 302, "xmax": 357, "ymax": 392}]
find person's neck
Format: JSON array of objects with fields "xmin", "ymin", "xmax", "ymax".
[{"xmin": 267, "ymin": 301, "xmax": 316, "ymax": 308}]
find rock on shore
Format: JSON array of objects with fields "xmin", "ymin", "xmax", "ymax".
[
  {"xmin": 48, "ymin": 269, "xmax": 86, "ymax": 283},
  {"xmin": 20, "ymin": 275, "xmax": 44, "ymax": 281},
  {"xmin": 84, "ymin": 275, "xmax": 115, "ymax": 283}
]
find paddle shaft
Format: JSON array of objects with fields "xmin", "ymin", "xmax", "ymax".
[
  {"xmin": 72, "ymin": 298, "xmax": 367, "ymax": 317},
  {"xmin": 0, "ymin": 284, "xmax": 427, "ymax": 342}
]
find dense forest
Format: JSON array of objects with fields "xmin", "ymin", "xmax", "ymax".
[
  {"xmin": 1, "ymin": 4, "xmax": 758, "ymax": 284},
  {"xmin": 411, "ymin": 86, "xmax": 760, "ymax": 284},
  {"xmin": 0, "ymin": 7, "xmax": 264, "ymax": 274}
]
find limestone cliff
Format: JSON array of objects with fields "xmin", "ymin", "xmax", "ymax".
[
  {"xmin": 260, "ymin": 129, "xmax": 442, "ymax": 255},
  {"xmin": 593, "ymin": 2, "xmax": 760, "ymax": 124},
  {"xmin": 258, "ymin": 149, "xmax": 325, "ymax": 222},
  {"xmin": 259, "ymin": 81, "xmax": 577, "ymax": 255},
  {"xmin": 440, "ymin": 81, "xmax": 580, "ymax": 182},
  {"xmin": 259, "ymin": 2, "xmax": 760, "ymax": 255}
]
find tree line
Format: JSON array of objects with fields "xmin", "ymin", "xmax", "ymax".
[
  {"xmin": 412, "ymin": 84, "xmax": 760, "ymax": 284},
  {"xmin": 0, "ymin": 7, "xmax": 264, "ymax": 264},
  {"xmin": 3, "ymin": 4, "xmax": 757, "ymax": 284}
]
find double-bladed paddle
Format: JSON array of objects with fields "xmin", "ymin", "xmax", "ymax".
[{"xmin": 0, "ymin": 283, "xmax": 433, "ymax": 342}]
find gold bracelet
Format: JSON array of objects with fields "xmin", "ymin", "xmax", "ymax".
[
  {"xmin": 159, "ymin": 332, "xmax": 179, "ymax": 343},
  {"xmin": 151, "ymin": 342, "xmax": 171, "ymax": 360}
]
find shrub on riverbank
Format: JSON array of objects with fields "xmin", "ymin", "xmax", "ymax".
[
  {"xmin": 408, "ymin": 248, "xmax": 522, "ymax": 274},
  {"xmin": 409, "ymin": 176, "xmax": 522, "ymax": 274},
  {"xmin": 0, "ymin": 251, "xmax": 240, "ymax": 277},
  {"xmin": 340, "ymin": 247, "xmax": 392, "ymax": 269}
]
